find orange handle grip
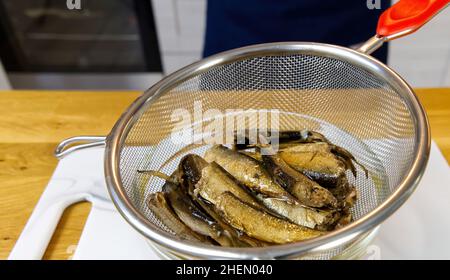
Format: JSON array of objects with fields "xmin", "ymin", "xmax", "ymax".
[{"xmin": 377, "ymin": 0, "xmax": 450, "ymax": 39}]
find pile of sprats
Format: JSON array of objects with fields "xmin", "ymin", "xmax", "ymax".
[{"xmin": 141, "ymin": 130, "xmax": 368, "ymax": 246}]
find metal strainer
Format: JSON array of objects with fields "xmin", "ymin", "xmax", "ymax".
[{"xmin": 53, "ymin": 1, "xmax": 449, "ymax": 259}]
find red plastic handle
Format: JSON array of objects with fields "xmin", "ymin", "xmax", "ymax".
[{"xmin": 377, "ymin": 0, "xmax": 450, "ymax": 39}]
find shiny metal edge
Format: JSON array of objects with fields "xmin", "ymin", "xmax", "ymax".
[
  {"xmin": 145, "ymin": 226, "xmax": 380, "ymax": 260},
  {"xmin": 357, "ymin": 35, "xmax": 386, "ymax": 55},
  {"xmin": 55, "ymin": 136, "xmax": 106, "ymax": 159},
  {"xmin": 104, "ymin": 42, "xmax": 431, "ymax": 259}
]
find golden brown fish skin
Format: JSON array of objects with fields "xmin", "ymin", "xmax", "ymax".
[
  {"xmin": 279, "ymin": 142, "xmax": 331, "ymax": 153},
  {"xmin": 193, "ymin": 159, "xmax": 319, "ymax": 228},
  {"xmin": 216, "ymin": 192, "xmax": 324, "ymax": 244},
  {"xmin": 146, "ymin": 192, "xmax": 211, "ymax": 244},
  {"xmin": 239, "ymin": 151, "xmax": 263, "ymax": 162},
  {"xmin": 163, "ymin": 182, "xmax": 234, "ymax": 247},
  {"xmin": 329, "ymin": 181, "xmax": 358, "ymax": 210},
  {"xmin": 280, "ymin": 147, "xmax": 357, "ymax": 209},
  {"xmin": 279, "ymin": 143, "xmax": 345, "ymax": 174},
  {"xmin": 279, "ymin": 149, "xmax": 347, "ymax": 189},
  {"xmin": 178, "ymin": 154, "xmax": 209, "ymax": 196},
  {"xmin": 333, "ymin": 209, "xmax": 353, "ymax": 230},
  {"xmin": 234, "ymin": 129, "xmax": 367, "ymax": 179},
  {"xmin": 279, "ymin": 136, "xmax": 368, "ymax": 179},
  {"xmin": 204, "ymin": 145, "xmax": 297, "ymax": 204},
  {"xmin": 280, "ymin": 141, "xmax": 360, "ymax": 176},
  {"xmin": 178, "ymin": 159, "xmax": 267, "ymax": 247},
  {"xmin": 262, "ymin": 154, "xmax": 338, "ymax": 208},
  {"xmin": 193, "ymin": 160, "xmax": 330, "ymax": 230},
  {"xmin": 193, "ymin": 196, "xmax": 269, "ymax": 247},
  {"xmin": 194, "ymin": 162, "xmax": 263, "ymax": 210},
  {"xmin": 255, "ymin": 194, "xmax": 339, "ymax": 229},
  {"xmin": 231, "ymin": 137, "xmax": 354, "ymax": 189}
]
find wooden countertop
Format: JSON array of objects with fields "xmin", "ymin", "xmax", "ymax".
[{"xmin": 0, "ymin": 89, "xmax": 449, "ymax": 260}]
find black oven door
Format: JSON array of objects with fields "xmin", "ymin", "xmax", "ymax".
[{"xmin": 0, "ymin": 0, "xmax": 162, "ymax": 73}]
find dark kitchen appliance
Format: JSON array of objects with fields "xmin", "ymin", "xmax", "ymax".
[{"xmin": 0, "ymin": 0, "xmax": 162, "ymax": 88}]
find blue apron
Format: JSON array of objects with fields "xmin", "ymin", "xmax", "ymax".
[{"xmin": 203, "ymin": 0, "xmax": 389, "ymax": 63}]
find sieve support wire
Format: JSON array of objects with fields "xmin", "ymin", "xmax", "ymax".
[{"xmin": 55, "ymin": 136, "xmax": 106, "ymax": 159}]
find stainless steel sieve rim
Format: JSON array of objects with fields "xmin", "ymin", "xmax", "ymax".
[{"xmin": 104, "ymin": 42, "xmax": 430, "ymax": 259}]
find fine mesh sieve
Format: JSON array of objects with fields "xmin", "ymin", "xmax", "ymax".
[
  {"xmin": 97, "ymin": 42, "xmax": 428, "ymax": 259},
  {"xmin": 51, "ymin": 1, "xmax": 448, "ymax": 259}
]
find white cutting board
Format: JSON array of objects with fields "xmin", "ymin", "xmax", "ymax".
[
  {"xmin": 371, "ymin": 142, "xmax": 450, "ymax": 259},
  {"xmin": 9, "ymin": 142, "xmax": 450, "ymax": 260}
]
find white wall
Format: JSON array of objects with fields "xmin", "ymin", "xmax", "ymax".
[
  {"xmin": 152, "ymin": 0, "xmax": 205, "ymax": 74},
  {"xmin": 0, "ymin": 60, "xmax": 11, "ymax": 90},
  {"xmin": 388, "ymin": 8, "xmax": 450, "ymax": 87}
]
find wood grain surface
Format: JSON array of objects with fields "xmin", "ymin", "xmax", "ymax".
[{"xmin": 0, "ymin": 89, "xmax": 448, "ymax": 259}]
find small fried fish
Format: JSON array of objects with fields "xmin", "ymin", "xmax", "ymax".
[
  {"xmin": 216, "ymin": 192, "xmax": 324, "ymax": 244},
  {"xmin": 204, "ymin": 145, "xmax": 296, "ymax": 204},
  {"xmin": 194, "ymin": 162, "xmax": 262, "ymax": 209},
  {"xmin": 147, "ymin": 192, "xmax": 212, "ymax": 244},
  {"xmin": 263, "ymin": 154, "xmax": 338, "ymax": 208},
  {"xmin": 163, "ymin": 182, "xmax": 234, "ymax": 246}
]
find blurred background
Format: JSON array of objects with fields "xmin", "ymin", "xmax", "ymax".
[{"xmin": 0, "ymin": 0, "xmax": 449, "ymax": 91}]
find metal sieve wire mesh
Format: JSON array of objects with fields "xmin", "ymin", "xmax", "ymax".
[{"xmin": 115, "ymin": 51, "xmax": 418, "ymax": 259}]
